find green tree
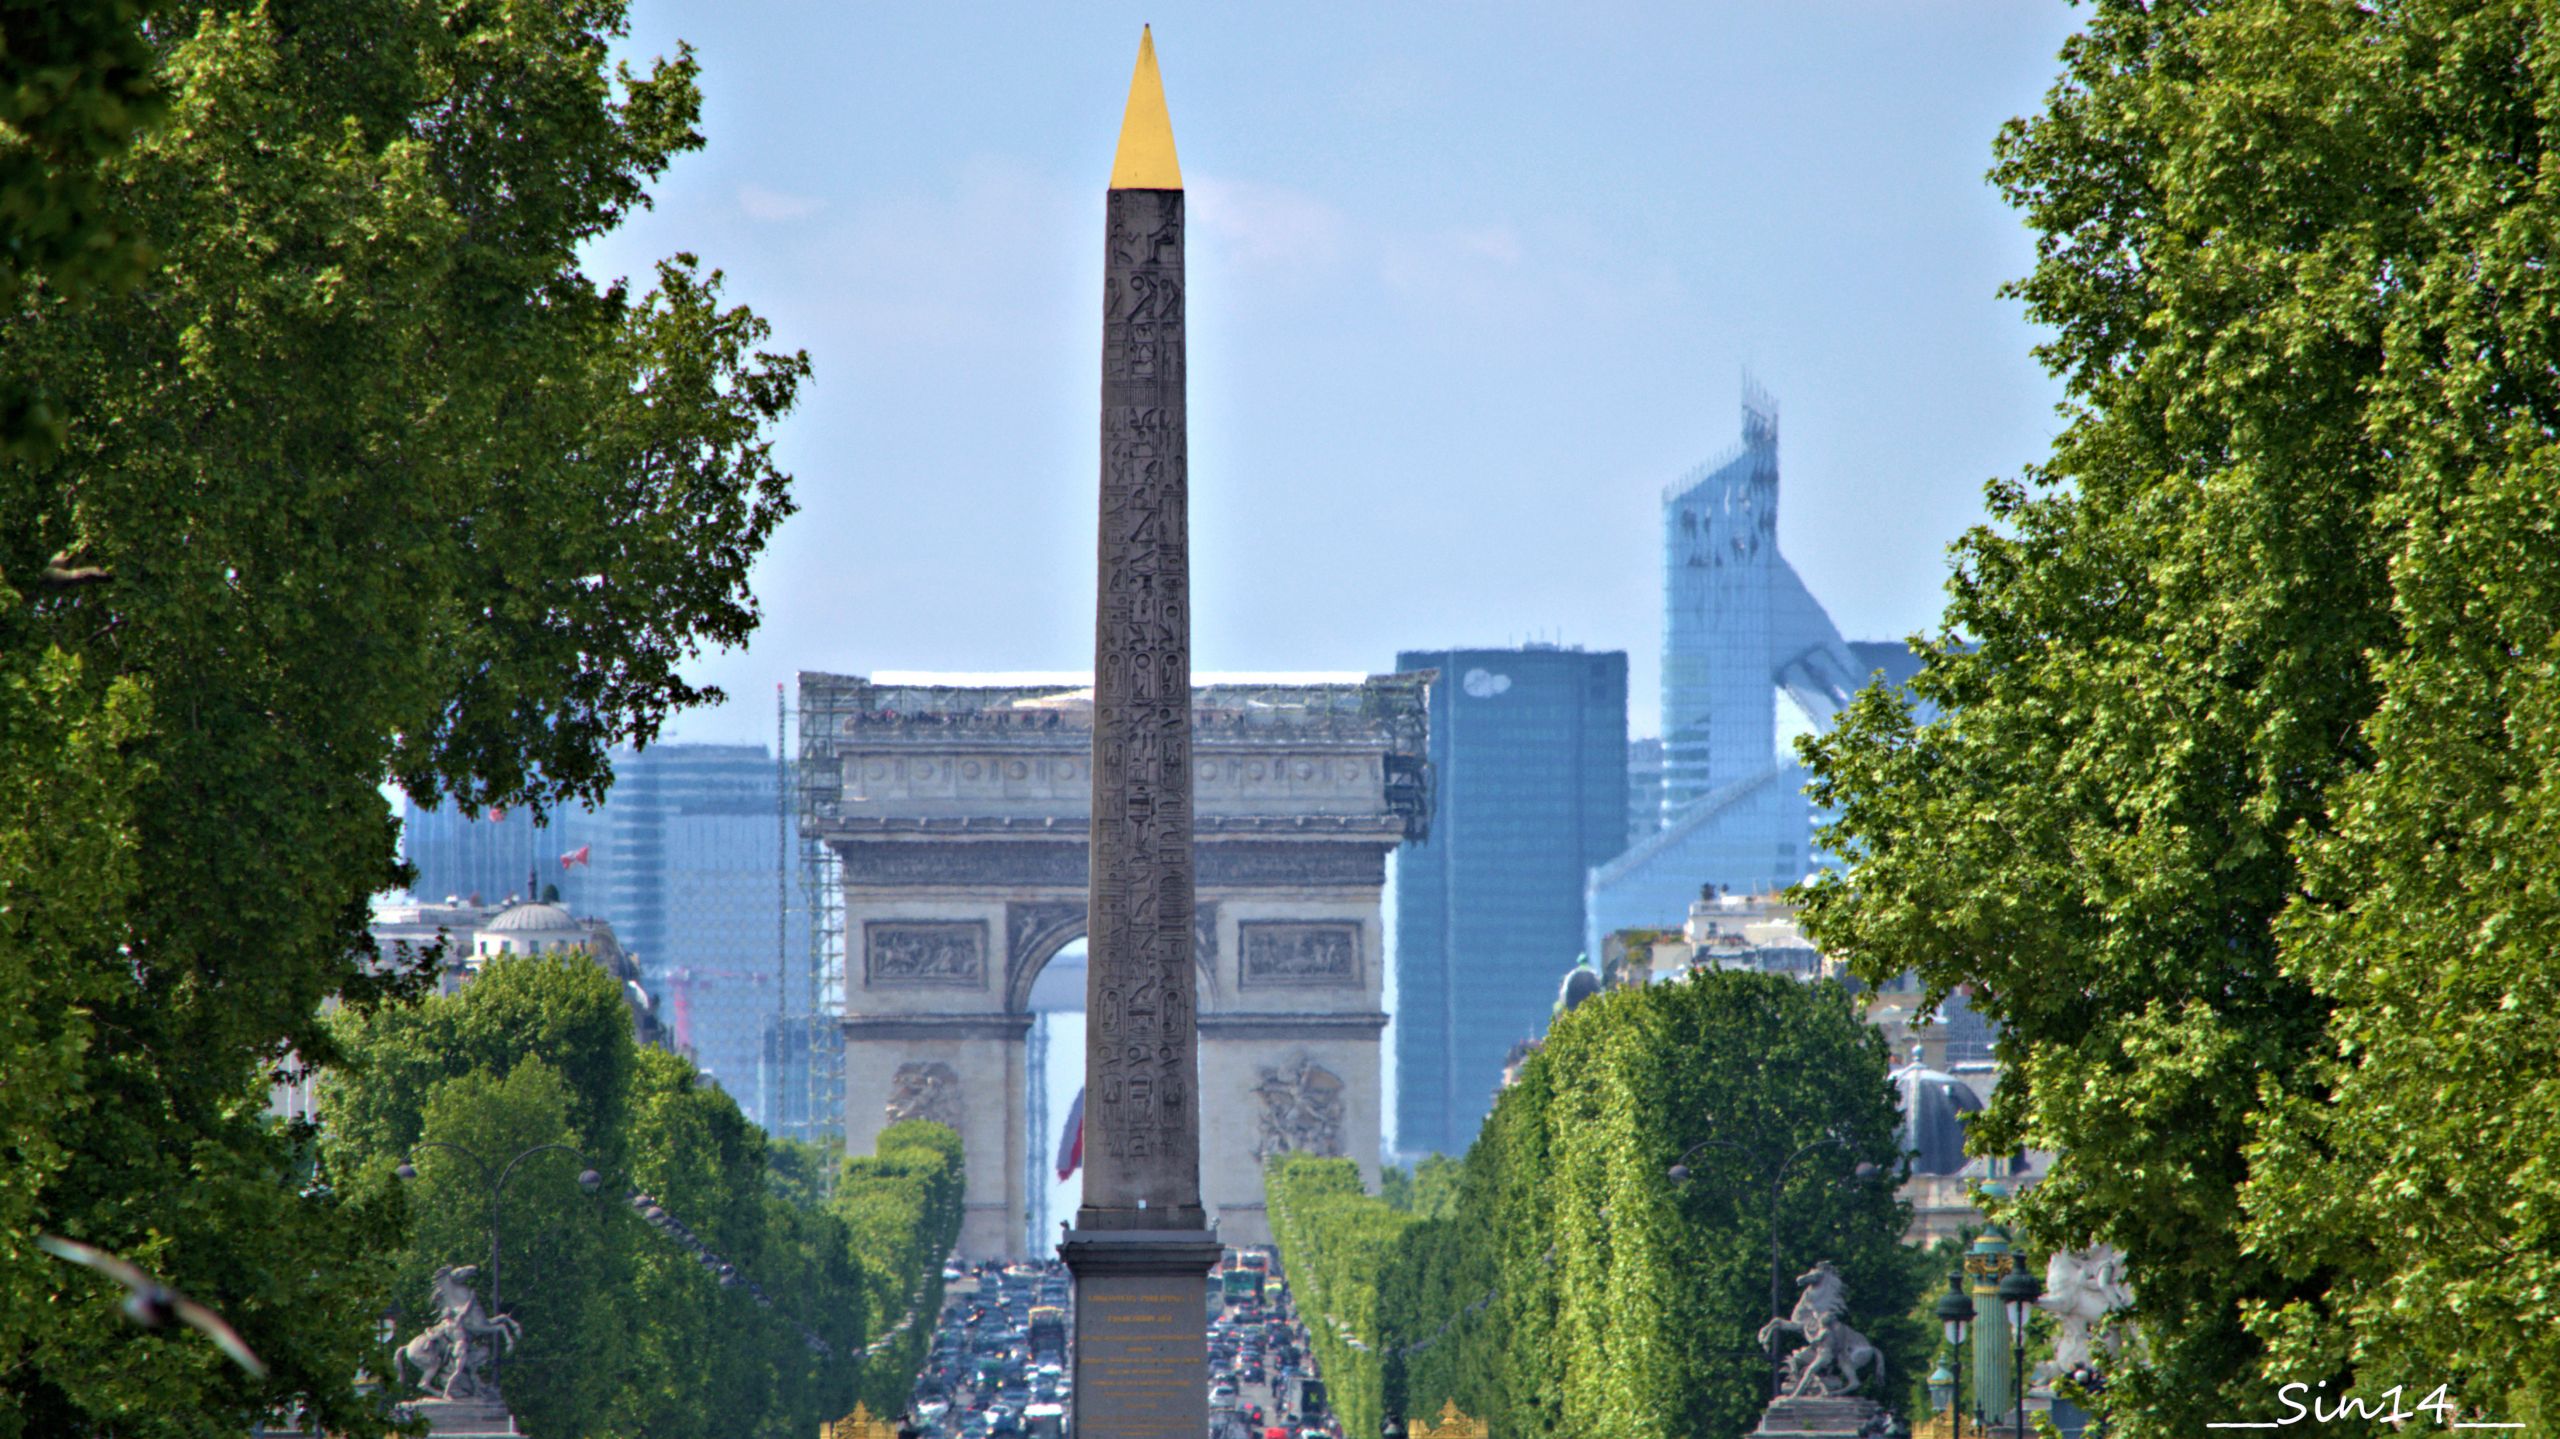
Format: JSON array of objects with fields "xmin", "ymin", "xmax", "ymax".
[
  {"xmin": 767, "ymin": 1134, "xmax": 845, "ymax": 1213},
  {"xmin": 608, "ymin": 1045, "xmax": 815, "ymax": 1438},
  {"xmin": 1271, "ymin": 970, "xmax": 1919, "ymax": 1439},
  {"xmin": 401, "ymin": 1060, "xmax": 623, "ymax": 1438},
  {"xmin": 1379, "ymin": 1162, "xmax": 1414, "ymax": 1212},
  {"xmin": 1377, "ymin": 1155, "xmax": 1462, "ymax": 1219},
  {"xmin": 328, "ymin": 955, "xmax": 879, "ymax": 1439},
  {"xmin": 1266, "ymin": 1154, "xmax": 1409, "ymax": 1439},
  {"xmin": 1411, "ymin": 1154, "xmax": 1464, "ymax": 1220},
  {"xmin": 325, "ymin": 952, "xmax": 643, "ymax": 1175},
  {"xmin": 0, "ymin": 3, "xmax": 175, "ymax": 1424},
  {"xmin": 0, "ymin": 0, "xmax": 803, "ymax": 1427},
  {"xmin": 0, "ymin": 653, "xmax": 146, "ymax": 1414},
  {"xmin": 1537, "ymin": 973, "xmax": 1920, "ymax": 1439},
  {"xmin": 1799, "ymin": 1, "xmax": 2560, "ymax": 1430},
  {"xmin": 2230, "ymin": 4, "xmax": 2560, "ymax": 1417},
  {"xmin": 0, "ymin": 0, "xmax": 165, "ymax": 457},
  {"xmin": 752, "ymin": 1165, "xmax": 869, "ymax": 1433},
  {"xmin": 834, "ymin": 1121, "xmax": 967, "ymax": 1421}
]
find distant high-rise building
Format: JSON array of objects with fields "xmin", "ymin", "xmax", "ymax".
[
  {"xmin": 402, "ymin": 742, "xmax": 804, "ymax": 1126},
  {"xmin": 398, "ymin": 799, "xmax": 603, "ymax": 909},
  {"xmin": 1842, "ymin": 639, "xmax": 1925, "ymax": 697},
  {"xmin": 1625, "ymin": 737, "xmax": 1664, "ymax": 850},
  {"xmin": 602, "ymin": 744, "xmax": 793, "ymax": 1108},
  {"xmin": 1587, "ymin": 386, "xmax": 1912, "ymax": 957},
  {"xmin": 1393, "ymin": 645, "xmax": 1627, "ymax": 1157}
]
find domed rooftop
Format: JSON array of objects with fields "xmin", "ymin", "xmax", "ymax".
[
  {"xmin": 1892, "ymin": 1063, "xmax": 1986, "ymax": 1177},
  {"xmin": 485, "ymin": 900, "xmax": 579, "ymax": 933},
  {"xmin": 1555, "ymin": 965, "xmax": 1602, "ymax": 1013}
]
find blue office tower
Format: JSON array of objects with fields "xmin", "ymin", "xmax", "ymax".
[
  {"xmin": 1589, "ymin": 387, "xmax": 1903, "ymax": 955},
  {"xmin": 598, "ymin": 745, "xmax": 794, "ymax": 1112},
  {"xmin": 1393, "ymin": 645, "xmax": 1627, "ymax": 1157}
]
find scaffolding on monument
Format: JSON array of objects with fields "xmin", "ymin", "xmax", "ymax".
[{"xmin": 765, "ymin": 677, "xmax": 848, "ymax": 1148}]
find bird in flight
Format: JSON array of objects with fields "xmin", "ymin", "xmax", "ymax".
[{"xmin": 38, "ymin": 1235, "xmax": 268, "ymax": 1378}]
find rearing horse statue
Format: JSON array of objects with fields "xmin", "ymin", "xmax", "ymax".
[
  {"xmin": 1756, "ymin": 1261, "xmax": 1887, "ymax": 1398},
  {"xmin": 395, "ymin": 1265, "xmax": 521, "ymax": 1400}
]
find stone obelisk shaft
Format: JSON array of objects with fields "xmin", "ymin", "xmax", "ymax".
[
  {"xmin": 1079, "ymin": 28, "xmax": 1202, "ymax": 1235},
  {"xmin": 1063, "ymin": 29, "xmax": 1219, "ymax": 1439}
]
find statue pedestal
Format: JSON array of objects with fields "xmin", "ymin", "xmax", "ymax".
[
  {"xmin": 402, "ymin": 1395, "xmax": 521, "ymax": 1437},
  {"xmin": 1751, "ymin": 1393, "xmax": 1889, "ymax": 1438}
]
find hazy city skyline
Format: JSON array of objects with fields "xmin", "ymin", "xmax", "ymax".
[{"xmin": 586, "ymin": 4, "xmax": 2083, "ymax": 744}]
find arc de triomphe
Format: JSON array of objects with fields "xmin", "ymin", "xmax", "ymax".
[{"xmin": 800, "ymin": 670, "xmax": 1431, "ymax": 1258}]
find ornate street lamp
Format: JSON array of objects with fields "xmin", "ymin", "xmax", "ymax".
[
  {"xmin": 1935, "ymin": 1270, "xmax": 1976, "ymax": 1439},
  {"xmin": 1996, "ymin": 1255, "xmax": 2044, "ymax": 1437},
  {"xmin": 1930, "ymin": 1360, "xmax": 1956, "ymax": 1425}
]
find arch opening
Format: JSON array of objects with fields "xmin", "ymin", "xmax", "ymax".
[
  {"xmin": 1013, "ymin": 925, "xmax": 1217, "ymax": 1258},
  {"xmin": 1024, "ymin": 938, "xmax": 1087, "ymax": 1257}
]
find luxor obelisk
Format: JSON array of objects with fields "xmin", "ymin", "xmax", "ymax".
[{"xmin": 1058, "ymin": 28, "xmax": 1222, "ymax": 1439}]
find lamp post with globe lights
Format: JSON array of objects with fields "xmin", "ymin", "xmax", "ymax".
[
  {"xmin": 1935, "ymin": 1269, "xmax": 1976, "ymax": 1439},
  {"xmin": 1996, "ymin": 1255, "xmax": 2043, "ymax": 1437}
]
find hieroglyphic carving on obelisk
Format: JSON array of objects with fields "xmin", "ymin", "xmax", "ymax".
[
  {"xmin": 1064, "ymin": 30, "xmax": 1222, "ymax": 1439},
  {"xmin": 1080, "ymin": 22, "xmax": 1203, "ymax": 1230}
]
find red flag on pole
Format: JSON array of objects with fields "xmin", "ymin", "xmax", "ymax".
[
  {"xmin": 559, "ymin": 845, "xmax": 592, "ymax": 871},
  {"xmin": 1055, "ymin": 1087, "xmax": 1084, "ymax": 1181}
]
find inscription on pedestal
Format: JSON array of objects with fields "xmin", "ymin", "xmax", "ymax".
[{"xmin": 1074, "ymin": 1274, "xmax": 1209, "ymax": 1439}]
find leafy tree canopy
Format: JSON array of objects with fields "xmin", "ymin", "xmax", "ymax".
[
  {"xmin": 0, "ymin": 0, "xmax": 804, "ymax": 1429},
  {"xmin": 326, "ymin": 955, "xmax": 894, "ymax": 1439},
  {"xmin": 0, "ymin": 0, "xmax": 166, "ymax": 457},
  {"xmin": 1799, "ymin": 0, "xmax": 2560, "ymax": 1428},
  {"xmin": 833, "ymin": 1121, "xmax": 967, "ymax": 1420}
]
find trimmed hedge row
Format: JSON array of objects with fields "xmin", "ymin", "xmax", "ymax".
[
  {"xmin": 836, "ymin": 1119, "xmax": 968, "ymax": 1418},
  {"xmin": 1269, "ymin": 968, "xmax": 1930, "ymax": 1439},
  {"xmin": 1267, "ymin": 1151, "xmax": 1413, "ymax": 1438}
]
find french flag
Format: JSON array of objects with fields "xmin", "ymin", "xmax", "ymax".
[
  {"xmin": 558, "ymin": 844, "xmax": 592, "ymax": 871},
  {"xmin": 1055, "ymin": 1088, "xmax": 1084, "ymax": 1182}
]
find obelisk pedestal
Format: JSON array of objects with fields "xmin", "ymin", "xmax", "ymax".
[{"xmin": 1059, "ymin": 28, "xmax": 1222, "ymax": 1439}]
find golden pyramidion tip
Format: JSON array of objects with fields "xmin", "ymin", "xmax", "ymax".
[{"xmin": 1109, "ymin": 26, "xmax": 1182, "ymax": 191}]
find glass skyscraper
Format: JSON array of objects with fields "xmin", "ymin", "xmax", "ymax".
[
  {"xmin": 397, "ymin": 799, "xmax": 605, "ymax": 910},
  {"xmin": 599, "ymin": 744, "xmax": 795, "ymax": 1112},
  {"xmin": 1392, "ymin": 645, "xmax": 1628, "ymax": 1157},
  {"xmin": 1660, "ymin": 398, "xmax": 1785, "ymax": 815},
  {"xmin": 1587, "ymin": 387, "xmax": 1917, "ymax": 957}
]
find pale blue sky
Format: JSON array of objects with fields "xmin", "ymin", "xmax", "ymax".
[{"xmin": 588, "ymin": 2, "xmax": 2085, "ymax": 744}]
